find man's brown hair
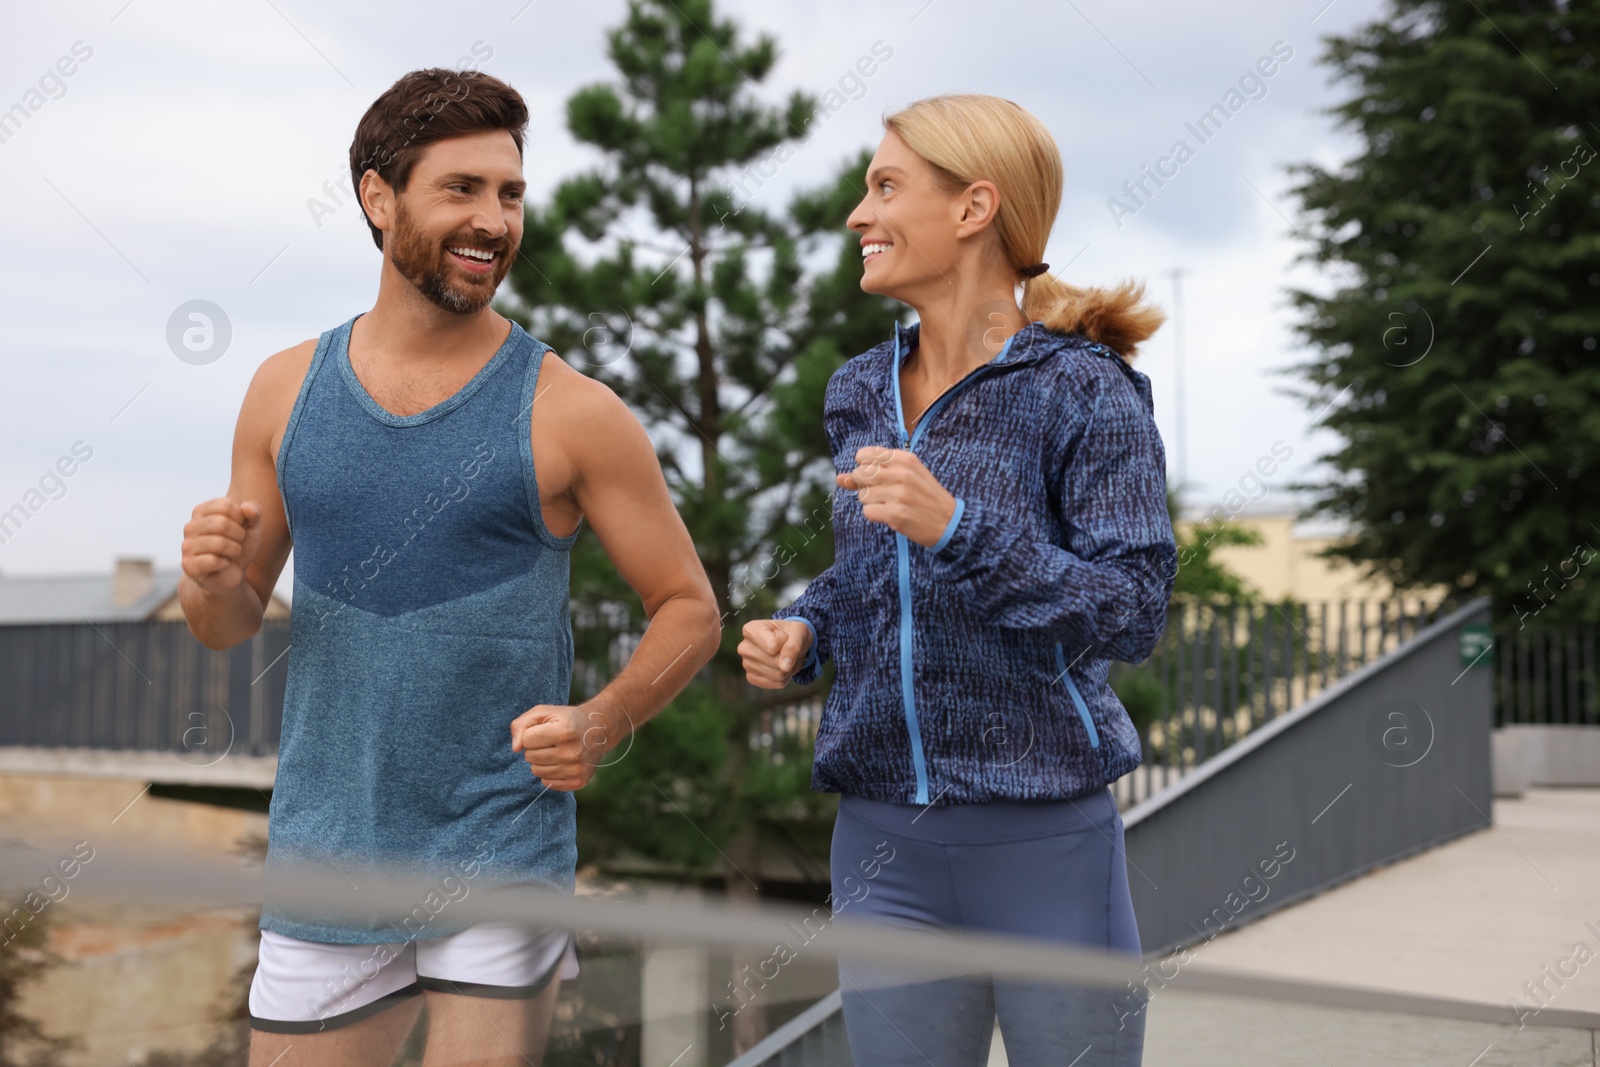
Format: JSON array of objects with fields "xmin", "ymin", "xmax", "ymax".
[{"xmin": 348, "ymin": 68, "xmax": 529, "ymax": 251}]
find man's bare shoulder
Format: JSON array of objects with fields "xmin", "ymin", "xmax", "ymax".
[
  {"xmin": 533, "ymin": 352, "xmax": 652, "ymax": 498},
  {"xmin": 537, "ymin": 351, "xmax": 637, "ymax": 433},
  {"xmin": 239, "ymin": 339, "xmax": 318, "ymax": 452},
  {"xmin": 254, "ymin": 338, "xmax": 318, "ymax": 402}
]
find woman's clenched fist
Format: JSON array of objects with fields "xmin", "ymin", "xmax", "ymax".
[{"xmin": 739, "ymin": 618, "xmax": 814, "ymax": 689}]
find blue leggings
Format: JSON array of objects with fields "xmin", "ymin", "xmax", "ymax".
[{"xmin": 831, "ymin": 787, "xmax": 1145, "ymax": 1067}]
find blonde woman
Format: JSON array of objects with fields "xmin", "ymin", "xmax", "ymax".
[{"xmin": 740, "ymin": 95, "xmax": 1175, "ymax": 1066}]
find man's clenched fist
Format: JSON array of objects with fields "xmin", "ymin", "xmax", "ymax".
[
  {"xmin": 182, "ymin": 498, "xmax": 262, "ymax": 595},
  {"xmin": 510, "ymin": 703, "xmax": 618, "ymax": 791},
  {"xmin": 739, "ymin": 619, "xmax": 814, "ymax": 689}
]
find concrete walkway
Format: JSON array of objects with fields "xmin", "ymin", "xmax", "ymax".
[
  {"xmin": 1173, "ymin": 787, "xmax": 1600, "ymax": 1013},
  {"xmin": 1137, "ymin": 787, "xmax": 1600, "ymax": 1066}
]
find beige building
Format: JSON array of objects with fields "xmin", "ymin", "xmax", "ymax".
[{"xmin": 1180, "ymin": 501, "xmax": 1446, "ymax": 607}]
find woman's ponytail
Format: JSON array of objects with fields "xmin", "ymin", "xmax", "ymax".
[{"xmin": 1021, "ymin": 273, "xmax": 1166, "ymax": 361}]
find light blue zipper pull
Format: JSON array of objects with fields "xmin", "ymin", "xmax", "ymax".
[{"xmin": 1055, "ymin": 642, "xmax": 1101, "ymax": 749}]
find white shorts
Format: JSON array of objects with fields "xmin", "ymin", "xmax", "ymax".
[{"xmin": 248, "ymin": 923, "xmax": 579, "ymax": 1033}]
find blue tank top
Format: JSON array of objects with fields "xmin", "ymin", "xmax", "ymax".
[{"xmin": 263, "ymin": 313, "xmax": 580, "ymax": 944}]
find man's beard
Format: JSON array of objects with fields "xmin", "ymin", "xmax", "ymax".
[{"xmin": 388, "ymin": 198, "xmax": 514, "ymax": 315}]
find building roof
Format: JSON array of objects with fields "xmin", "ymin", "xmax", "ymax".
[{"xmin": 0, "ymin": 566, "xmax": 183, "ymax": 625}]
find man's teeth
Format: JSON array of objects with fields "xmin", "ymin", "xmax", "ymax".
[
  {"xmin": 450, "ymin": 246, "xmax": 495, "ymax": 261},
  {"xmin": 861, "ymin": 242, "xmax": 893, "ymax": 258}
]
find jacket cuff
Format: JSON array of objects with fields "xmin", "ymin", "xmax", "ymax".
[
  {"xmin": 928, "ymin": 496, "xmax": 1016, "ymax": 579},
  {"xmin": 773, "ymin": 613, "xmax": 823, "ymax": 685},
  {"xmin": 931, "ymin": 497, "xmax": 965, "ymax": 554}
]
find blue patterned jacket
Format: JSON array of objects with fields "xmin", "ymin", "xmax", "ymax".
[{"xmin": 773, "ymin": 319, "xmax": 1176, "ymax": 805}]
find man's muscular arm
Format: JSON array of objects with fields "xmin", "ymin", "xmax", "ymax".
[
  {"xmin": 511, "ymin": 364, "xmax": 721, "ymax": 791},
  {"xmin": 179, "ymin": 343, "xmax": 308, "ymax": 650}
]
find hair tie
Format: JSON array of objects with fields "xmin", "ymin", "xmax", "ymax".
[{"xmin": 1018, "ymin": 262, "xmax": 1050, "ymax": 279}]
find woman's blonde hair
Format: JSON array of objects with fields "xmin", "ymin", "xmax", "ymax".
[{"xmin": 883, "ymin": 94, "xmax": 1165, "ymax": 360}]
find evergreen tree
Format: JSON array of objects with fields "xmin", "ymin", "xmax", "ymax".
[{"xmin": 1284, "ymin": 0, "xmax": 1600, "ymax": 624}]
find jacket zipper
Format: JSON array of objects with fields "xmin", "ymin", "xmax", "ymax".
[
  {"xmin": 1054, "ymin": 641, "xmax": 1101, "ymax": 748},
  {"xmin": 890, "ymin": 324, "xmax": 1024, "ymax": 804}
]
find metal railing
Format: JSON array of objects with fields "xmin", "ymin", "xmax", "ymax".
[
  {"xmin": 9, "ymin": 599, "xmax": 1599, "ymax": 779},
  {"xmin": 0, "ymin": 618, "xmax": 288, "ymax": 757},
  {"xmin": 1108, "ymin": 597, "xmax": 1454, "ymax": 807},
  {"xmin": 1497, "ymin": 623, "xmax": 1600, "ymax": 727}
]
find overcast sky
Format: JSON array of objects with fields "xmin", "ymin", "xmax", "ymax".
[{"xmin": 0, "ymin": 0, "xmax": 1391, "ymax": 601}]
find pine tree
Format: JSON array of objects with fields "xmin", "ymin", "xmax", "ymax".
[
  {"xmin": 1284, "ymin": 0, "xmax": 1600, "ymax": 624},
  {"xmin": 501, "ymin": 0, "xmax": 897, "ymax": 1047}
]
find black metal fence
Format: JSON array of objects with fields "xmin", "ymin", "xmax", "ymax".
[
  {"xmin": 1497, "ymin": 623, "xmax": 1600, "ymax": 727},
  {"xmin": 0, "ymin": 618, "xmax": 289, "ymax": 757},
  {"xmin": 1107, "ymin": 597, "xmax": 1457, "ymax": 806},
  {"xmin": 1, "ymin": 601, "xmax": 1595, "ymax": 782}
]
